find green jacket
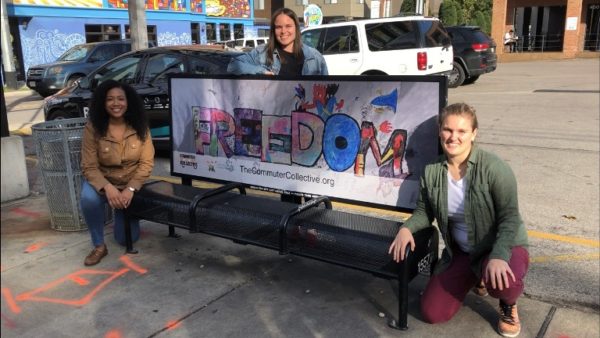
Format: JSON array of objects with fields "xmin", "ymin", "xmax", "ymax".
[{"xmin": 403, "ymin": 146, "xmax": 528, "ymax": 277}]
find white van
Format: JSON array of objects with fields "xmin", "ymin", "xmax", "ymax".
[
  {"xmin": 224, "ymin": 37, "xmax": 269, "ymax": 51},
  {"xmin": 301, "ymin": 16, "xmax": 453, "ymax": 76}
]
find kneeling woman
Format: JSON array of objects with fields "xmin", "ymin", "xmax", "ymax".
[
  {"xmin": 80, "ymin": 80, "xmax": 155, "ymax": 266},
  {"xmin": 389, "ymin": 103, "xmax": 529, "ymax": 338}
]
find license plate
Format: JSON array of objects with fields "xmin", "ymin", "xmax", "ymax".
[{"xmin": 28, "ymin": 81, "xmax": 36, "ymax": 88}]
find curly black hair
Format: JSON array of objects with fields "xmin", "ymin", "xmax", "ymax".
[{"xmin": 88, "ymin": 79, "xmax": 149, "ymax": 141}]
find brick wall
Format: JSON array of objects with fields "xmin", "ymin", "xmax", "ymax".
[{"xmin": 491, "ymin": 0, "xmax": 598, "ymax": 59}]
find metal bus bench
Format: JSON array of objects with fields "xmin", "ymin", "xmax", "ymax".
[{"xmin": 124, "ymin": 180, "xmax": 438, "ymax": 330}]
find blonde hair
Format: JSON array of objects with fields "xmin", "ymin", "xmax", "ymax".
[{"xmin": 440, "ymin": 102, "xmax": 479, "ymax": 130}]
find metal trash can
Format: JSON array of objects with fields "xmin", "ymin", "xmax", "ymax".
[{"xmin": 32, "ymin": 118, "xmax": 112, "ymax": 231}]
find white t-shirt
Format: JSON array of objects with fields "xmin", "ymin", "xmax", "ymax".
[{"xmin": 448, "ymin": 172, "xmax": 471, "ymax": 253}]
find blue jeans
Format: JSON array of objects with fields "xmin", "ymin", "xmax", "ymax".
[{"xmin": 80, "ymin": 179, "xmax": 140, "ymax": 247}]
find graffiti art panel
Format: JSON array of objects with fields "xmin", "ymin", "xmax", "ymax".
[{"xmin": 170, "ymin": 76, "xmax": 444, "ymax": 209}]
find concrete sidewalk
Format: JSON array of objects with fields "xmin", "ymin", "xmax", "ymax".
[{"xmin": 1, "ymin": 140, "xmax": 598, "ymax": 338}]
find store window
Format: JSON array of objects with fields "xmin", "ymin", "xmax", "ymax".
[
  {"xmin": 85, "ymin": 25, "xmax": 121, "ymax": 42},
  {"xmin": 191, "ymin": 23, "xmax": 201, "ymax": 44},
  {"xmin": 234, "ymin": 24, "xmax": 244, "ymax": 39},
  {"xmin": 125, "ymin": 25, "xmax": 158, "ymax": 46},
  {"xmin": 206, "ymin": 23, "xmax": 216, "ymax": 43},
  {"xmin": 219, "ymin": 23, "xmax": 231, "ymax": 41}
]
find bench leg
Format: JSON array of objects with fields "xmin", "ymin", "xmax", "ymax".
[
  {"xmin": 168, "ymin": 226, "xmax": 181, "ymax": 238},
  {"xmin": 124, "ymin": 213, "xmax": 138, "ymax": 254},
  {"xmin": 388, "ymin": 273, "xmax": 409, "ymax": 330}
]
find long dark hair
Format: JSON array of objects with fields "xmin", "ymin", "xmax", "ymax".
[
  {"xmin": 88, "ymin": 79, "xmax": 149, "ymax": 141},
  {"xmin": 266, "ymin": 7, "xmax": 303, "ymax": 67}
]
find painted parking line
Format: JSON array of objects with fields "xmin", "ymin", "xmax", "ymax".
[
  {"xmin": 530, "ymin": 252, "xmax": 599, "ymax": 263},
  {"xmin": 527, "ymin": 230, "xmax": 600, "ymax": 248}
]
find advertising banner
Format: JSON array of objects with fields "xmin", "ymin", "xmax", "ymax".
[{"xmin": 170, "ymin": 75, "xmax": 444, "ymax": 210}]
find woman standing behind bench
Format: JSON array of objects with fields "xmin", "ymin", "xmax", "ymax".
[
  {"xmin": 80, "ymin": 80, "xmax": 155, "ymax": 266},
  {"xmin": 227, "ymin": 7, "xmax": 328, "ymax": 76},
  {"xmin": 388, "ymin": 103, "xmax": 529, "ymax": 337},
  {"xmin": 228, "ymin": 7, "xmax": 327, "ymax": 203}
]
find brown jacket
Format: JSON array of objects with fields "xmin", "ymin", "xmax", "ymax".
[{"xmin": 81, "ymin": 122, "xmax": 155, "ymax": 193}]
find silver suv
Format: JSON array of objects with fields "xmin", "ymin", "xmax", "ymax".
[
  {"xmin": 26, "ymin": 40, "xmax": 132, "ymax": 97},
  {"xmin": 301, "ymin": 16, "xmax": 453, "ymax": 77}
]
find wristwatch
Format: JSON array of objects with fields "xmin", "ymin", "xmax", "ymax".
[{"xmin": 128, "ymin": 187, "xmax": 136, "ymax": 192}]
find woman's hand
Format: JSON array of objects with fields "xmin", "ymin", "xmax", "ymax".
[
  {"xmin": 263, "ymin": 71, "xmax": 274, "ymax": 75},
  {"xmin": 388, "ymin": 227, "xmax": 415, "ymax": 262},
  {"xmin": 120, "ymin": 189, "xmax": 134, "ymax": 209},
  {"xmin": 485, "ymin": 258, "xmax": 515, "ymax": 291},
  {"xmin": 104, "ymin": 183, "xmax": 125, "ymax": 209}
]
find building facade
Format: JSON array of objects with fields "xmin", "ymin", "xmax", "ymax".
[
  {"xmin": 5, "ymin": 0, "xmax": 269, "ymax": 80},
  {"xmin": 492, "ymin": 0, "xmax": 600, "ymax": 57}
]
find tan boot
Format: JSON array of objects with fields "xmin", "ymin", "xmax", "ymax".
[
  {"xmin": 84, "ymin": 244, "xmax": 108, "ymax": 266},
  {"xmin": 498, "ymin": 301, "xmax": 521, "ymax": 337}
]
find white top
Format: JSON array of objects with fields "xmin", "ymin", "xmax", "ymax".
[
  {"xmin": 504, "ymin": 32, "xmax": 517, "ymax": 44},
  {"xmin": 448, "ymin": 172, "xmax": 471, "ymax": 253}
]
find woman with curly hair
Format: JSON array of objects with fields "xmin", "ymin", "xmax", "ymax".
[{"xmin": 80, "ymin": 79, "xmax": 155, "ymax": 266}]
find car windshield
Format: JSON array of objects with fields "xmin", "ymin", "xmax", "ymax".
[{"xmin": 58, "ymin": 45, "xmax": 94, "ymax": 62}]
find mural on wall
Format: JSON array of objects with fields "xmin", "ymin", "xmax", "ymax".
[
  {"xmin": 170, "ymin": 76, "xmax": 443, "ymax": 209},
  {"xmin": 19, "ymin": 17, "xmax": 87, "ymax": 72},
  {"xmin": 158, "ymin": 32, "xmax": 192, "ymax": 45},
  {"xmin": 9, "ymin": 0, "xmax": 102, "ymax": 7},
  {"xmin": 22, "ymin": 30, "xmax": 85, "ymax": 71},
  {"xmin": 206, "ymin": 0, "xmax": 250, "ymax": 17},
  {"xmin": 157, "ymin": 21, "xmax": 193, "ymax": 45},
  {"xmin": 191, "ymin": 0, "xmax": 203, "ymax": 13},
  {"xmin": 107, "ymin": 0, "xmax": 187, "ymax": 11}
]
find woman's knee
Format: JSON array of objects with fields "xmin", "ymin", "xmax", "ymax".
[
  {"xmin": 421, "ymin": 304, "xmax": 456, "ymax": 324},
  {"xmin": 80, "ymin": 181, "xmax": 103, "ymax": 207}
]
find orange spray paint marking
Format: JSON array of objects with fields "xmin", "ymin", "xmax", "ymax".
[
  {"xmin": 3, "ymin": 258, "xmax": 147, "ymax": 314},
  {"xmin": 1, "ymin": 312, "xmax": 17, "ymax": 329},
  {"xmin": 24, "ymin": 242, "xmax": 48, "ymax": 253},
  {"xmin": 104, "ymin": 329, "xmax": 123, "ymax": 338},
  {"xmin": 120, "ymin": 256, "xmax": 148, "ymax": 274},
  {"xmin": 15, "ymin": 269, "xmax": 130, "ymax": 307},
  {"xmin": 70, "ymin": 275, "xmax": 90, "ymax": 286},
  {"xmin": 166, "ymin": 319, "xmax": 182, "ymax": 331},
  {"xmin": 10, "ymin": 207, "xmax": 42, "ymax": 218},
  {"xmin": 1, "ymin": 288, "xmax": 21, "ymax": 314}
]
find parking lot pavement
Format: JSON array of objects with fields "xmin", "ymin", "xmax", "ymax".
[
  {"xmin": 2, "ymin": 58, "xmax": 599, "ymax": 337},
  {"xmin": 2, "ymin": 193, "xmax": 599, "ymax": 337}
]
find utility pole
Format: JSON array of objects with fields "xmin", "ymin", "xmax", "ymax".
[
  {"xmin": 1, "ymin": 0, "xmax": 18, "ymax": 89},
  {"xmin": 128, "ymin": 0, "xmax": 149, "ymax": 51}
]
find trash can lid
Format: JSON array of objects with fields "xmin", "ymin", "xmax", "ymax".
[{"xmin": 32, "ymin": 117, "xmax": 88, "ymax": 131}]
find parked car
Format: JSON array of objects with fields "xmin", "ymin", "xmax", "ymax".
[
  {"xmin": 300, "ymin": 15, "xmax": 453, "ymax": 77},
  {"xmin": 26, "ymin": 40, "xmax": 133, "ymax": 97},
  {"xmin": 223, "ymin": 37, "xmax": 269, "ymax": 51},
  {"xmin": 43, "ymin": 45, "xmax": 241, "ymax": 148},
  {"xmin": 445, "ymin": 26, "xmax": 497, "ymax": 88}
]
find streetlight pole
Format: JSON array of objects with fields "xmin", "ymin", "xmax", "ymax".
[
  {"xmin": 128, "ymin": 0, "xmax": 149, "ymax": 51},
  {"xmin": 1, "ymin": 0, "xmax": 18, "ymax": 89}
]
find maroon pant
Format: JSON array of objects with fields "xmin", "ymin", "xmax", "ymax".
[{"xmin": 420, "ymin": 246, "xmax": 529, "ymax": 324}]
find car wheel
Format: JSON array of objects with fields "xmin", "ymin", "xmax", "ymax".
[
  {"xmin": 47, "ymin": 110, "xmax": 73, "ymax": 120},
  {"xmin": 448, "ymin": 62, "xmax": 465, "ymax": 88},
  {"xmin": 462, "ymin": 75, "xmax": 480, "ymax": 85},
  {"xmin": 66, "ymin": 75, "xmax": 83, "ymax": 88}
]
